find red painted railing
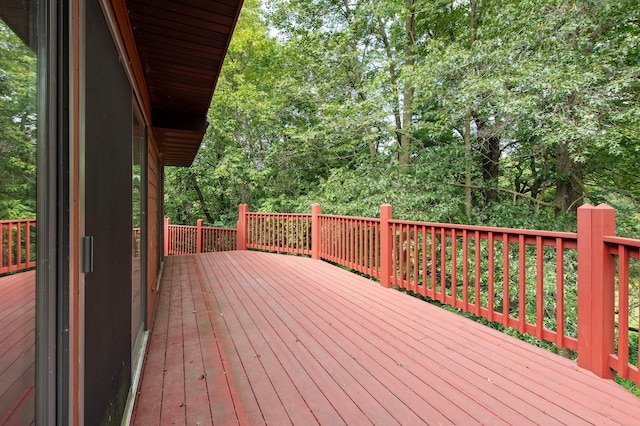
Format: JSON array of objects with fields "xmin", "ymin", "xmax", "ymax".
[
  {"xmin": 232, "ymin": 203, "xmax": 639, "ymax": 387},
  {"xmin": 0, "ymin": 219, "xmax": 36, "ymax": 275},
  {"xmin": 606, "ymin": 235, "xmax": 640, "ymax": 385},
  {"xmin": 389, "ymin": 219, "xmax": 579, "ymax": 351},
  {"xmin": 164, "ymin": 203, "xmax": 639, "ymax": 387},
  {"xmin": 319, "ymin": 214, "xmax": 382, "ymax": 279},
  {"xmin": 245, "ymin": 212, "xmax": 312, "ymax": 255},
  {"xmin": 164, "ymin": 218, "xmax": 237, "ymax": 255}
]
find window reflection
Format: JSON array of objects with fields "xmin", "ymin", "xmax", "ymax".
[
  {"xmin": 0, "ymin": 3, "xmax": 37, "ymax": 424},
  {"xmin": 132, "ymin": 106, "xmax": 146, "ymax": 359}
]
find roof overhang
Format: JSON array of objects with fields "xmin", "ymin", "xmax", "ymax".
[
  {"xmin": 2, "ymin": 0, "xmax": 243, "ymax": 167},
  {"xmin": 0, "ymin": 1, "xmax": 36, "ymax": 50},
  {"xmin": 111, "ymin": 0, "xmax": 244, "ymax": 166}
]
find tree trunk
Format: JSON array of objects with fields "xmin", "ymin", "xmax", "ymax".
[
  {"xmin": 464, "ymin": 110, "xmax": 472, "ymax": 216},
  {"xmin": 190, "ymin": 173, "xmax": 215, "ymax": 223},
  {"xmin": 377, "ymin": 15, "xmax": 403, "ymax": 149},
  {"xmin": 464, "ymin": 0, "xmax": 477, "ymax": 213},
  {"xmin": 476, "ymin": 117, "xmax": 500, "ymax": 203},
  {"xmin": 555, "ymin": 143, "xmax": 584, "ymax": 213},
  {"xmin": 400, "ymin": 0, "xmax": 415, "ymax": 167},
  {"xmin": 343, "ymin": 0, "xmax": 376, "ymax": 160},
  {"xmin": 482, "ymin": 135, "xmax": 500, "ymax": 203}
]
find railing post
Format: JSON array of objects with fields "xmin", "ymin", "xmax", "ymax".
[
  {"xmin": 577, "ymin": 203, "xmax": 616, "ymax": 378},
  {"xmin": 164, "ymin": 217, "xmax": 170, "ymax": 256},
  {"xmin": 237, "ymin": 204, "xmax": 248, "ymax": 250},
  {"xmin": 196, "ymin": 219, "xmax": 204, "ymax": 253},
  {"xmin": 380, "ymin": 204, "xmax": 393, "ymax": 288},
  {"xmin": 311, "ymin": 204, "xmax": 321, "ymax": 260}
]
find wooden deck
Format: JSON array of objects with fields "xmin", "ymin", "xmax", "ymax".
[
  {"xmin": 0, "ymin": 270, "xmax": 35, "ymax": 425},
  {"xmin": 133, "ymin": 251, "xmax": 640, "ymax": 425}
]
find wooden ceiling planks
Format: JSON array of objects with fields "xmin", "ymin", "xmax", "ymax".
[
  {"xmin": 125, "ymin": 0, "xmax": 244, "ymax": 166},
  {"xmin": 0, "ymin": 1, "xmax": 35, "ymax": 49}
]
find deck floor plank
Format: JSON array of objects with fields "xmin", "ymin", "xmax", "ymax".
[
  {"xmin": 245, "ymin": 253, "xmax": 531, "ymax": 425},
  {"xmin": 133, "ymin": 259, "xmax": 172, "ymax": 425},
  {"xmin": 213, "ymin": 257, "xmax": 336, "ymax": 423},
  {"xmin": 270, "ymin": 256, "xmax": 598, "ymax": 424},
  {"xmin": 182, "ymin": 257, "xmax": 214, "ymax": 426},
  {"xmin": 306, "ymin": 261, "xmax": 636, "ymax": 423},
  {"xmin": 196, "ymin": 256, "xmax": 265, "ymax": 425},
  {"xmin": 159, "ymin": 256, "xmax": 188, "ymax": 426},
  {"xmin": 133, "ymin": 252, "xmax": 640, "ymax": 425},
  {"xmin": 210, "ymin": 252, "xmax": 377, "ymax": 425},
  {"xmin": 273, "ymin": 252, "xmax": 634, "ymax": 423},
  {"xmin": 235, "ymin": 253, "xmax": 463, "ymax": 425},
  {"xmin": 0, "ymin": 270, "xmax": 35, "ymax": 425}
]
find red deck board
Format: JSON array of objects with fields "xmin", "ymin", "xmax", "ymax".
[
  {"xmin": 0, "ymin": 271, "xmax": 35, "ymax": 425},
  {"xmin": 159, "ymin": 257, "xmax": 188, "ymax": 425},
  {"xmin": 182, "ymin": 258, "xmax": 214, "ymax": 425},
  {"xmin": 207, "ymin": 254, "xmax": 370, "ymax": 425},
  {"xmin": 240, "ymin": 255, "xmax": 516, "ymax": 425},
  {"xmin": 267, "ymin": 258, "xmax": 581, "ymax": 424},
  {"xmin": 231, "ymin": 255, "xmax": 457, "ymax": 425},
  {"xmin": 133, "ymin": 259, "xmax": 174, "ymax": 425},
  {"xmin": 315, "ymin": 264, "xmax": 636, "ymax": 422},
  {"xmin": 133, "ymin": 252, "xmax": 640, "ymax": 425},
  {"xmin": 323, "ymin": 259, "xmax": 637, "ymax": 424}
]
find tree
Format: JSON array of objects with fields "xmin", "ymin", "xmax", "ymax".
[
  {"xmin": 165, "ymin": 0, "xmax": 640, "ymax": 238},
  {"xmin": 0, "ymin": 21, "xmax": 37, "ymax": 220}
]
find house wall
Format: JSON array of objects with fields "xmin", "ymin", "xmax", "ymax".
[{"xmin": 147, "ymin": 135, "xmax": 163, "ymax": 324}]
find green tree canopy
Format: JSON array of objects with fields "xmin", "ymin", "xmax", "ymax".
[
  {"xmin": 165, "ymin": 0, "xmax": 640, "ymax": 237},
  {"xmin": 0, "ymin": 20, "xmax": 36, "ymax": 220}
]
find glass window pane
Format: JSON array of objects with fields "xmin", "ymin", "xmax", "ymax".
[{"xmin": 0, "ymin": 2, "xmax": 38, "ymax": 424}]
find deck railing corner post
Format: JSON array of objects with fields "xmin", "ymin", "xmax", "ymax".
[
  {"xmin": 380, "ymin": 204, "xmax": 393, "ymax": 288},
  {"xmin": 311, "ymin": 204, "xmax": 322, "ymax": 259},
  {"xmin": 196, "ymin": 219, "xmax": 204, "ymax": 253},
  {"xmin": 577, "ymin": 203, "xmax": 616, "ymax": 379},
  {"xmin": 164, "ymin": 217, "xmax": 171, "ymax": 257},
  {"xmin": 238, "ymin": 204, "xmax": 248, "ymax": 250}
]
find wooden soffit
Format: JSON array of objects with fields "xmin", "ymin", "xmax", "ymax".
[
  {"xmin": 114, "ymin": 0, "xmax": 244, "ymax": 166},
  {"xmin": 0, "ymin": 1, "xmax": 36, "ymax": 50}
]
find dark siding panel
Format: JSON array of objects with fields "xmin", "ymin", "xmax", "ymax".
[
  {"xmin": 84, "ymin": 0, "xmax": 132, "ymax": 424},
  {"xmin": 146, "ymin": 139, "xmax": 160, "ymax": 323}
]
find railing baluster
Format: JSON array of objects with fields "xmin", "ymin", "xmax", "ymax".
[
  {"xmin": 440, "ymin": 228, "xmax": 446, "ymax": 302},
  {"xmin": 502, "ymin": 233, "xmax": 509, "ymax": 326},
  {"xmin": 462, "ymin": 229, "xmax": 469, "ymax": 311},
  {"xmin": 421, "ymin": 226, "xmax": 427, "ymax": 297},
  {"xmin": 431, "ymin": 227, "xmax": 437, "ymax": 299},
  {"xmin": 451, "ymin": 229, "xmax": 457, "ymax": 308},
  {"xmin": 411, "ymin": 224, "xmax": 420, "ymax": 293},
  {"xmin": 618, "ymin": 245, "xmax": 629, "ymax": 378},
  {"xmin": 488, "ymin": 232, "xmax": 495, "ymax": 322},
  {"xmin": 556, "ymin": 238, "xmax": 565, "ymax": 348},
  {"xmin": 474, "ymin": 231, "xmax": 481, "ymax": 316},
  {"xmin": 536, "ymin": 235, "xmax": 544, "ymax": 340},
  {"xmin": 518, "ymin": 235, "xmax": 526, "ymax": 333},
  {"xmin": 8, "ymin": 224, "xmax": 13, "ymax": 272}
]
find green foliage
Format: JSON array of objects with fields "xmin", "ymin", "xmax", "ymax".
[
  {"xmin": 0, "ymin": 21, "xmax": 37, "ymax": 220},
  {"xmin": 165, "ymin": 0, "xmax": 640, "ymax": 239}
]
